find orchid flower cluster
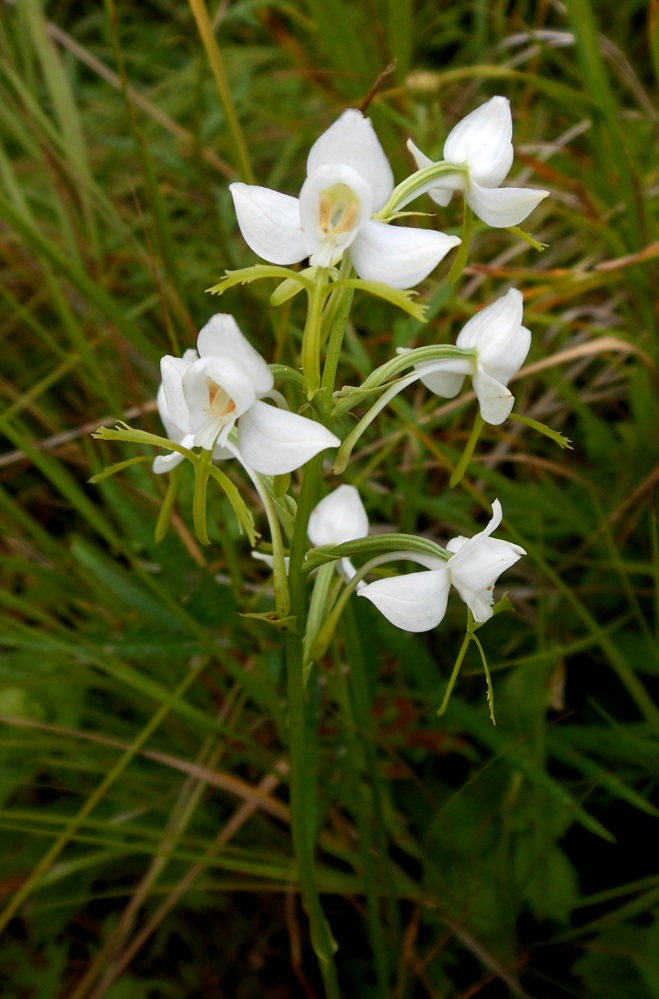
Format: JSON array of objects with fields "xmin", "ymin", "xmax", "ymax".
[{"xmin": 95, "ymin": 95, "xmax": 550, "ymax": 708}]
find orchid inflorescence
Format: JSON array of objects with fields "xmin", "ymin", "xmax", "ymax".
[{"xmin": 95, "ymin": 94, "xmax": 552, "ymax": 713}]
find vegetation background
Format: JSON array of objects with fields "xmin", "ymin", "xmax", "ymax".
[{"xmin": 0, "ymin": 0, "xmax": 658, "ymax": 996}]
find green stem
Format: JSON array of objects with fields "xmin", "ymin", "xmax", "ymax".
[
  {"xmin": 284, "ymin": 452, "xmax": 340, "ymax": 997},
  {"xmin": 279, "ymin": 248, "xmax": 359, "ymax": 994},
  {"xmin": 320, "ymin": 271, "xmax": 354, "ymax": 408},
  {"xmin": 193, "ymin": 446, "xmax": 214, "ymax": 544},
  {"xmin": 302, "ymin": 269, "xmax": 329, "ymax": 399},
  {"xmin": 242, "ymin": 464, "xmax": 290, "ymax": 617},
  {"xmin": 447, "ymin": 202, "xmax": 473, "ymax": 284},
  {"xmin": 303, "ymin": 563, "xmax": 337, "ymax": 671},
  {"xmin": 332, "ymin": 617, "xmax": 390, "ymax": 992},
  {"xmin": 437, "ymin": 626, "xmax": 471, "ymax": 716},
  {"xmin": 341, "ymin": 603, "xmax": 402, "ymax": 972},
  {"xmin": 450, "ymin": 413, "xmax": 485, "ymax": 488}
]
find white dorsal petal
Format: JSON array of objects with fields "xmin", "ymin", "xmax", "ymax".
[
  {"xmin": 237, "ymin": 401, "xmax": 340, "ymax": 475},
  {"xmin": 444, "ymin": 96, "xmax": 514, "ymax": 187},
  {"xmin": 306, "ymin": 109, "xmax": 394, "ymax": 210},
  {"xmin": 229, "ymin": 183, "xmax": 307, "ymax": 265},
  {"xmin": 197, "ymin": 314, "xmax": 274, "ymax": 397},
  {"xmin": 182, "ymin": 356, "xmax": 256, "ymax": 447}
]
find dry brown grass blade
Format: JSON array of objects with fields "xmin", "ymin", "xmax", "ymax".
[
  {"xmin": 514, "ymin": 335, "xmax": 657, "ymax": 381},
  {"xmin": 87, "ymin": 762, "xmax": 289, "ymax": 999},
  {"xmin": 594, "ymin": 242, "xmax": 659, "ymax": 271},
  {"xmin": 0, "ymin": 715, "xmax": 289, "ymax": 822}
]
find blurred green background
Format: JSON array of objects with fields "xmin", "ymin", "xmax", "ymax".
[{"xmin": 1, "ymin": 1, "xmax": 658, "ymax": 996}]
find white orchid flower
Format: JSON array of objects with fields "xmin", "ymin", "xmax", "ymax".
[
  {"xmin": 155, "ymin": 314, "xmax": 340, "ymax": 475},
  {"xmin": 358, "ymin": 500, "xmax": 525, "ymax": 632},
  {"xmin": 406, "ymin": 96, "xmax": 549, "ymax": 227},
  {"xmin": 403, "ymin": 288, "xmax": 531, "ymax": 425},
  {"xmin": 308, "ymin": 485, "xmax": 369, "ymax": 546},
  {"xmin": 308, "ymin": 484, "xmax": 369, "ymax": 582},
  {"xmin": 230, "ymin": 110, "xmax": 460, "ymax": 290}
]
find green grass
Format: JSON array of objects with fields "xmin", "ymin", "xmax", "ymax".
[{"xmin": 1, "ymin": 1, "xmax": 658, "ymax": 996}]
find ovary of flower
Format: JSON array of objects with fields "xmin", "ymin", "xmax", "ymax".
[
  {"xmin": 406, "ymin": 288, "xmax": 531, "ymax": 425},
  {"xmin": 358, "ymin": 500, "xmax": 525, "ymax": 632},
  {"xmin": 155, "ymin": 314, "xmax": 340, "ymax": 476},
  {"xmin": 406, "ymin": 96, "xmax": 549, "ymax": 227},
  {"xmin": 230, "ymin": 109, "xmax": 460, "ymax": 290}
]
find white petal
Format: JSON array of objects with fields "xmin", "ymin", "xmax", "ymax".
[
  {"xmin": 406, "ymin": 139, "xmax": 434, "ymax": 171},
  {"xmin": 417, "ymin": 357, "xmax": 472, "ymax": 399},
  {"xmin": 181, "ymin": 356, "xmax": 257, "ymax": 449},
  {"xmin": 466, "ymin": 182, "xmax": 549, "ymax": 228},
  {"xmin": 449, "ymin": 536, "xmax": 525, "ymax": 623},
  {"xmin": 307, "ymin": 109, "xmax": 394, "ymax": 210},
  {"xmin": 153, "ymin": 450, "xmax": 186, "ymax": 474},
  {"xmin": 444, "ymin": 96, "xmax": 513, "ymax": 187},
  {"xmin": 157, "ymin": 383, "xmax": 185, "ymax": 442},
  {"xmin": 396, "ymin": 349, "xmax": 472, "ymax": 399},
  {"xmin": 455, "ymin": 289, "xmax": 531, "ymax": 389},
  {"xmin": 160, "ymin": 355, "xmax": 195, "ymax": 433},
  {"xmin": 196, "ymin": 314, "xmax": 274, "ymax": 397},
  {"xmin": 446, "ymin": 501, "xmax": 524, "ymax": 623},
  {"xmin": 349, "ymin": 220, "xmax": 460, "ymax": 289},
  {"xmin": 152, "ymin": 431, "xmax": 196, "ymax": 474},
  {"xmin": 446, "ymin": 499, "xmax": 503, "ymax": 562},
  {"xmin": 237, "ymin": 400, "xmax": 340, "ymax": 475},
  {"xmin": 358, "ymin": 568, "xmax": 450, "ymax": 632},
  {"xmin": 472, "ymin": 369, "xmax": 515, "ymax": 424},
  {"xmin": 308, "ymin": 485, "xmax": 369, "ymax": 547},
  {"xmin": 463, "ymin": 288, "xmax": 522, "ymax": 346},
  {"xmin": 229, "ymin": 183, "xmax": 306, "ymax": 264}
]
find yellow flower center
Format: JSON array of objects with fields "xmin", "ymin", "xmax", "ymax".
[
  {"xmin": 318, "ymin": 182, "xmax": 361, "ymax": 240},
  {"xmin": 206, "ymin": 379, "xmax": 236, "ymax": 419}
]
